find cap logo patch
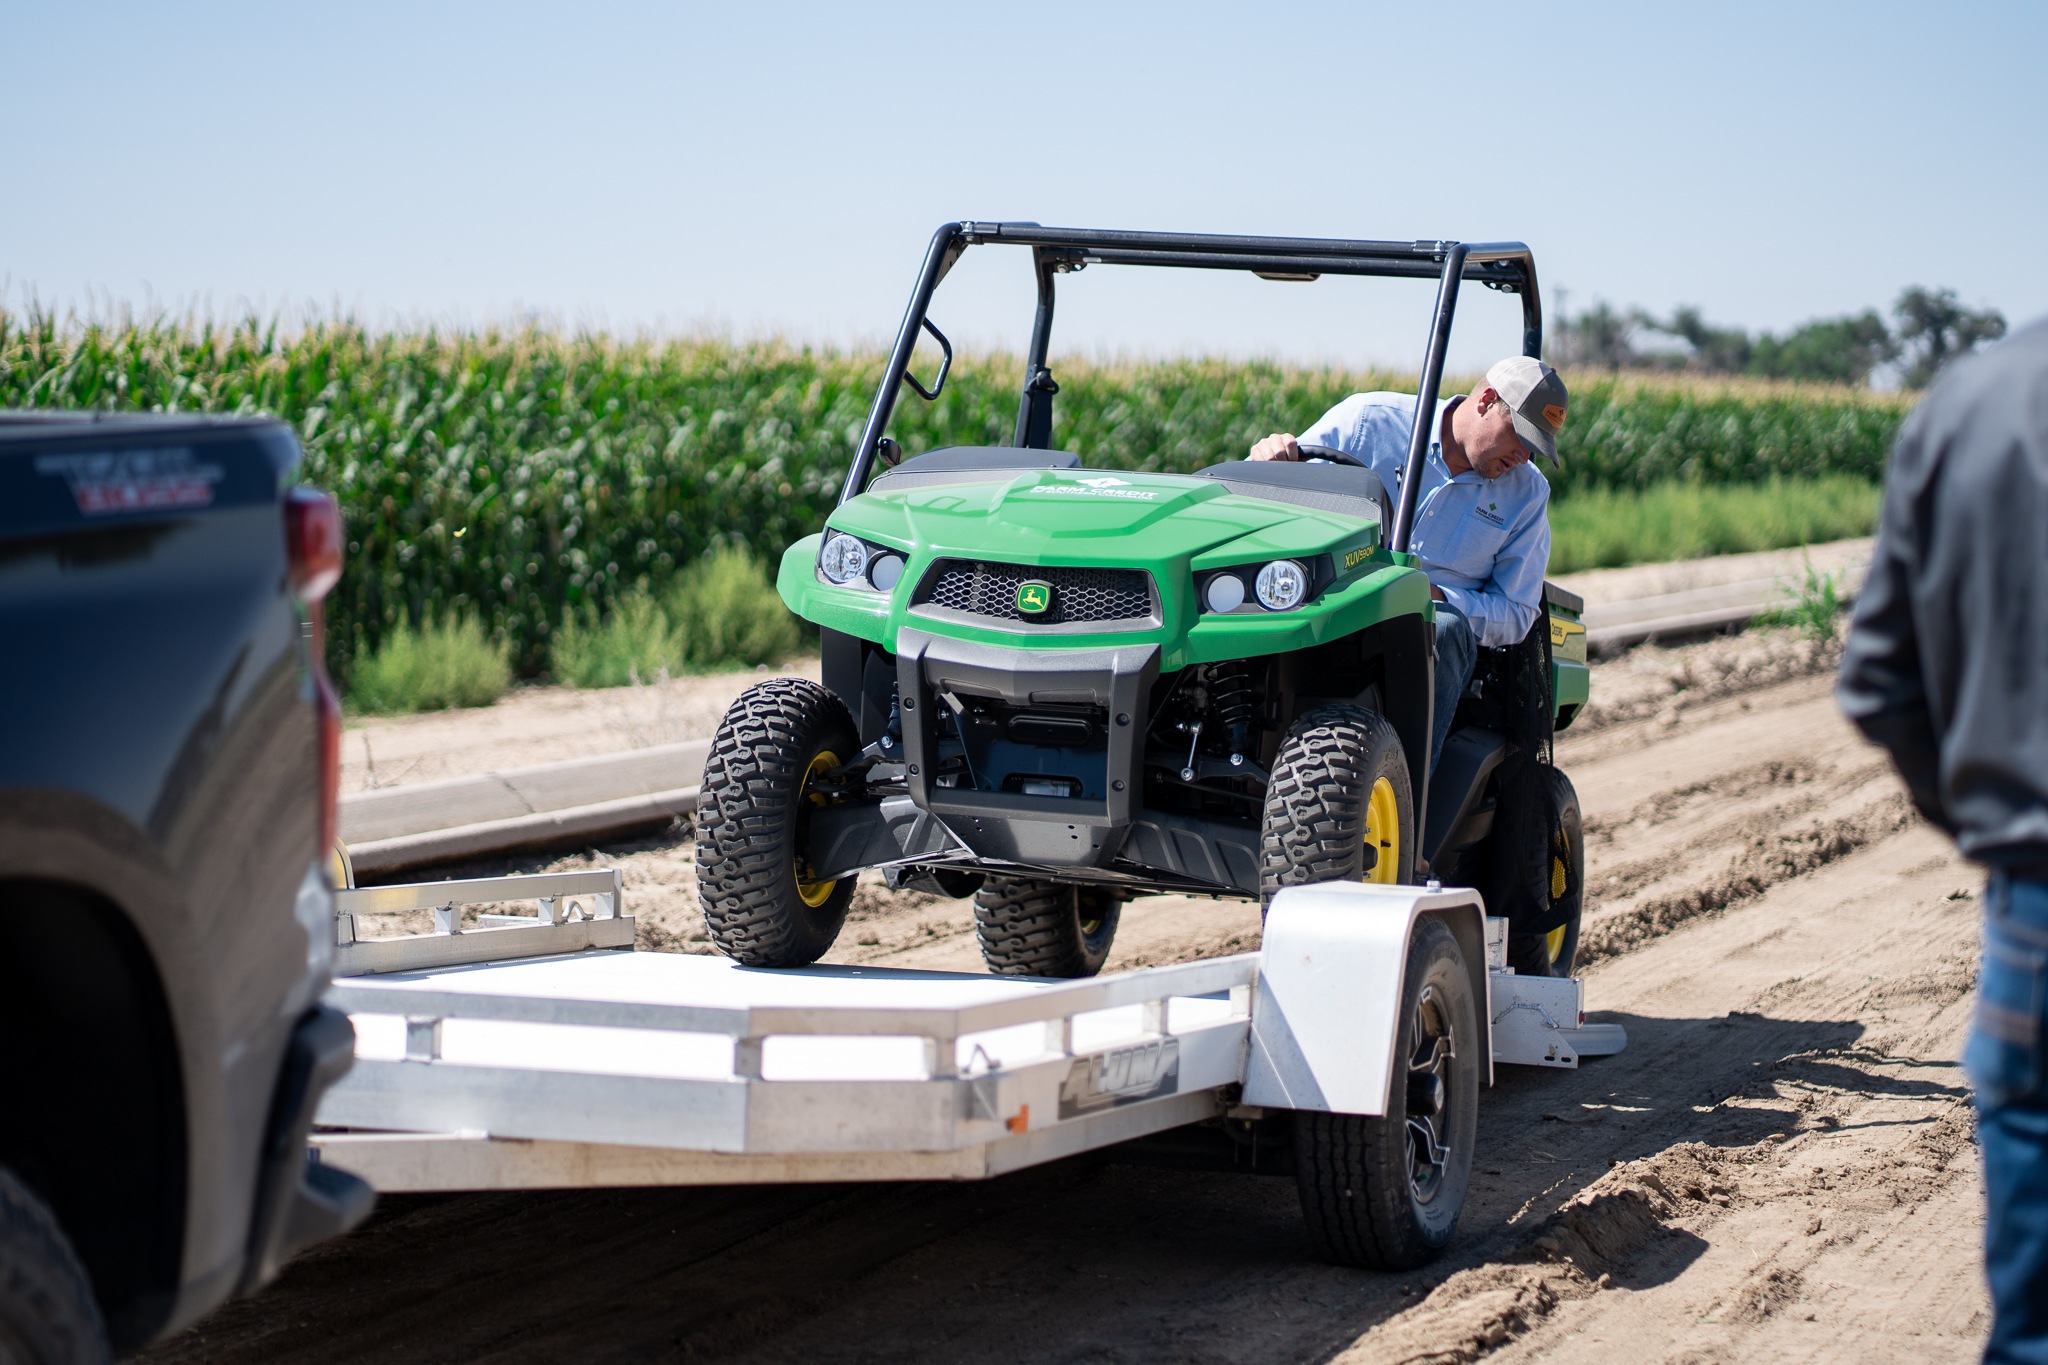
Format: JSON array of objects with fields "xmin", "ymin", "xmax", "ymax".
[{"xmin": 1542, "ymin": 404, "xmax": 1568, "ymax": 430}]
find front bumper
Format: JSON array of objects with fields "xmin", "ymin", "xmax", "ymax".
[
  {"xmin": 807, "ymin": 629, "xmax": 1271, "ymax": 895},
  {"xmin": 892, "ymin": 628, "xmax": 1159, "ymax": 870}
]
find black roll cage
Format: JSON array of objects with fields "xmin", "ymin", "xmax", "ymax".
[{"xmin": 838, "ymin": 221, "xmax": 1543, "ymax": 556}]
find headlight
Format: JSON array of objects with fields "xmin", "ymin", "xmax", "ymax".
[
  {"xmin": 819, "ymin": 532, "xmax": 870, "ymax": 585},
  {"xmin": 1203, "ymin": 573, "xmax": 1246, "ymax": 613},
  {"xmin": 868, "ymin": 553, "xmax": 905, "ymax": 591},
  {"xmin": 1255, "ymin": 559, "xmax": 1308, "ymax": 611}
]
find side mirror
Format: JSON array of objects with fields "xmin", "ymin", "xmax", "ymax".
[{"xmin": 876, "ymin": 438, "xmax": 904, "ymax": 469}]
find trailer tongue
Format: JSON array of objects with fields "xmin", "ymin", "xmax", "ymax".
[{"xmin": 312, "ymin": 871, "xmax": 1623, "ymax": 1269}]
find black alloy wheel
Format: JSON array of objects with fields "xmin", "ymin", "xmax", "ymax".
[
  {"xmin": 1291, "ymin": 916, "xmax": 1479, "ymax": 1269},
  {"xmin": 1404, "ymin": 983, "xmax": 1457, "ymax": 1205}
]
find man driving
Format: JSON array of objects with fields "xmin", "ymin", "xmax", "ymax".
[{"xmin": 1248, "ymin": 356, "xmax": 1567, "ymax": 774}]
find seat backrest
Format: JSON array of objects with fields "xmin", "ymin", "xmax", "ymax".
[{"xmin": 1192, "ymin": 459, "xmax": 1392, "ymax": 529}]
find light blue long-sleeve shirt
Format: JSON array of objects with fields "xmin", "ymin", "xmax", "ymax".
[{"xmin": 1300, "ymin": 391, "xmax": 1552, "ymax": 649}]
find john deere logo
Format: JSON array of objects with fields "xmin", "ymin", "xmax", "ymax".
[{"xmin": 1016, "ymin": 580, "xmax": 1054, "ymax": 616}]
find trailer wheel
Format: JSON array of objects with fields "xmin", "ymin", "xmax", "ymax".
[
  {"xmin": 973, "ymin": 879, "xmax": 1121, "ymax": 978},
  {"xmin": 0, "ymin": 1165, "xmax": 111, "ymax": 1365},
  {"xmin": 1259, "ymin": 704, "xmax": 1415, "ymax": 910},
  {"xmin": 1506, "ymin": 768, "xmax": 1585, "ymax": 978},
  {"xmin": 697, "ymin": 678, "xmax": 859, "ymax": 967},
  {"xmin": 1292, "ymin": 916, "xmax": 1478, "ymax": 1270}
]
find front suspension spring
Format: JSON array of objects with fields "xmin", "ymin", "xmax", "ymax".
[{"xmin": 1207, "ymin": 661, "xmax": 1256, "ymax": 759}]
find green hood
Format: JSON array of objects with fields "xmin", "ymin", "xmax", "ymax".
[{"xmin": 780, "ymin": 467, "xmax": 1431, "ymax": 670}]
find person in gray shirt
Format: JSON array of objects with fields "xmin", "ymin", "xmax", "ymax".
[{"xmin": 1838, "ymin": 319, "xmax": 2048, "ymax": 1363}]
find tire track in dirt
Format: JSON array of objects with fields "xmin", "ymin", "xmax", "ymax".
[
  {"xmin": 1574, "ymin": 791, "xmax": 1916, "ymax": 970},
  {"xmin": 141, "ymin": 650, "xmax": 1993, "ymax": 1365}
]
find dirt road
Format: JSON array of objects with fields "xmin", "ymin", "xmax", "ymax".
[{"xmin": 146, "ymin": 655, "xmax": 1992, "ymax": 1364}]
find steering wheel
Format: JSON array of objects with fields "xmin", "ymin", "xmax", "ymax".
[{"xmin": 1293, "ymin": 443, "xmax": 1369, "ymax": 469}]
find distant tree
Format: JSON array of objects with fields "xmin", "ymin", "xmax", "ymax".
[
  {"xmin": 1645, "ymin": 307, "xmax": 1755, "ymax": 373},
  {"xmin": 1748, "ymin": 310, "xmax": 1897, "ymax": 386},
  {"xmin": 1548, "ymin": 289, "xmax": 2004, "ymax": 389},
  {"xmin": 1894, "ymin": 287, "xmax": 2006, "ymax": 388},
  {"xmin": 1546, "ymin": 299, "xmax": 1643, "ymax": 368}
]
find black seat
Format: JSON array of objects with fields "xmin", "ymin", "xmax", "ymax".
[{"xmin": 1192, "ymin": 459, "xmax": 1392, "ymax": 528}]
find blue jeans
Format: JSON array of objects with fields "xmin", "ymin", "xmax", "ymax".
[
  {"xmin": 1967, "ymin": 873, "xmax": 2048, "ymax": 1365},
  {"xmin": 1430, "ymin": 602, "xmax": 1476, "ymax": 774}
]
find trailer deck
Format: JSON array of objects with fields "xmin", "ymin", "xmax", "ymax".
[{"xmin": 312, "ymin": 871, "xmax": 1624, "ymax": 1197}]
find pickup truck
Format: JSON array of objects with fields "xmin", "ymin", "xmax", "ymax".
[{"xmin": 0, "ymin": 412, "xmax": 372, "ymax": 1362}]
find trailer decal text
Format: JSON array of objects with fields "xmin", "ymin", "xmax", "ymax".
[{"xmin": 1058, "ymin": 1037, "xmax": 1181, "ymax": 1118}]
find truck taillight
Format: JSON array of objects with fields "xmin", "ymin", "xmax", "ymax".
[
  {"xmin": 285, "ymin": 488, "xmax": 343, "ymax": 603},
  {"xmin": 285, "ymin": 488, "xmax": 345, "ymax": 857}
]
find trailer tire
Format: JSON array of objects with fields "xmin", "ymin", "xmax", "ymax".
[
  {"xmin": 1292, "ymin": 916, "xmax": 1478, "ymax": 1270},
  {"xmin": 1259, "ymin": 704, "xmax": 1415, "ymax": 910},
  {"xmin": 973, "ymin": 879, "xmax": 1121, "ymax": 978},
  {"xmin": 697, "ymin": 678, "xmax": 860, "ymax": 967},
  {"xmin": 1505, "ymin": 768, "xmax": 1585, "ymax": 978},
  {"xmin": 0, "ymin": 1165, "xmax": 111, "ymax": 1365}
]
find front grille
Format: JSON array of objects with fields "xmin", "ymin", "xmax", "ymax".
[{"xmin": 915, "ymin": 560, "xmax": 1154, "ymax": 626}]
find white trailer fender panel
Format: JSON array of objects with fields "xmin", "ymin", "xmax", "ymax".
[{"xmin": 1243, "ymin": 883, "xmax": 1490, "ymax": 1115}]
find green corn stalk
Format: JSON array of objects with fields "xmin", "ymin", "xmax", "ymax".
[{"xmin": 0, "ymin": 304, "xmax": 1911, "ymax": 683}]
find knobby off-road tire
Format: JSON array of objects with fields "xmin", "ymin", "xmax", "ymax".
[
  {"xmin": 1293, "ymin": 917, "xmax": 1479, "ymax": 1270},
  {"xmin": 973, "ymin": 879, "xmax": 1122, "ymax": 978},
  {"xmin": 0, "ymin": 1165, "xmax": 110, "ymax": 1365},
  {"xmin": 1505, "ymin": 768, "xmax": 1585, "ymax": 978},
  {"xmin": 1259, "ymin": 704, "xmax": 1415, "ymax": 909},
  {"xmin": 697, "ymin": 678, "xmax": 859, "ymax": 967}
]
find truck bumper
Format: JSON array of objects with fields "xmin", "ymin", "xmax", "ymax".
[{"xmin": 239, "ymin": 1005, "xmax": 375, "ymax": 1292}]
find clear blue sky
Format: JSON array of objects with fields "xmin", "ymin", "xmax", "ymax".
[{"xmin": 10, "ymin": 0, "xmax": 2040, "ymax": 375}]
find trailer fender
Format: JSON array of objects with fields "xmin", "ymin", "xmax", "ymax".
[{"xmin": 1243, "ymin": 883, "xmax": 1490, "ymax": 1115}]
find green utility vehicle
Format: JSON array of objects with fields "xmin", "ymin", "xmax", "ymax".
[{"xmin": 697, "ymin": 223, "xmax": 1590, "ymax": 979}]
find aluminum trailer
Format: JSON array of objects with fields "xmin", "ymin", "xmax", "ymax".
[{"xmin": 311, "ymin": 870, "xmax": 1623, "ymax": 1268}]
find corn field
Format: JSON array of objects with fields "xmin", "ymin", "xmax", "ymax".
[{"xmin": 0, "ymin": 307, "xmax": 1914, "ymax": 679}]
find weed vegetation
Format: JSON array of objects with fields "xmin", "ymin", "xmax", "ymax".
[
  {"xmin": 549, "ymin": 547, "xmax": 799, "ymax": 687},
  {"xmin": 0, "ymin": 309, "xmax": 1912, "ymax": 686},
  {"xmin": 668, "ymin": 546, "xmax": 802, "ymax": 671},
  {"xmin": 347, "ymin": 613, "xmax": 511, "ymax": 713},
  {"xmin": 1547, "ymin": 475, "xmax": 1879, "ymax": 574},
  {"xmin": 1754, "ymin": 553, "xmax": 1850, "ymax": 643},
  {"xmin": 550, "ymin": 589, "xmax": 683, "ymax": 689}
]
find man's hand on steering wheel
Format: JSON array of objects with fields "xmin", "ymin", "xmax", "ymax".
[{"xmin": 1248, "ymin": 434, "xmax": 1368, "ymax": 468}]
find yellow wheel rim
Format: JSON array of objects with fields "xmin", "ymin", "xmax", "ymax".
[
  {"xmin": 1077, "ymin": 888, "xmax": 1106, "ymax": 937},
  {"xmin": 795, "ymin": 749, "xmax": 842, "ymax": 908},
  {"xmin": 1364, "ymin": 776, "xmax": 1401, "ymax": 884},
  {"xmin": 1544, "ymin": 829, "xmax": 1571, "ymax": 964}
]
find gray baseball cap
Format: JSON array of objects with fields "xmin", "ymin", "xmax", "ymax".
[{"xmin": 1485, "ymin": 356, "xmax": 1569, "ymax": 465}]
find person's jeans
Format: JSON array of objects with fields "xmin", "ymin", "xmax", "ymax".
[
  {"xmin": 1430, "ymin": 601, "xmax": 1476, "ymax": 775},
  {"xmin": 1966, "ymin": 873, "xmax": 2048, "ymax": 1364}
]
